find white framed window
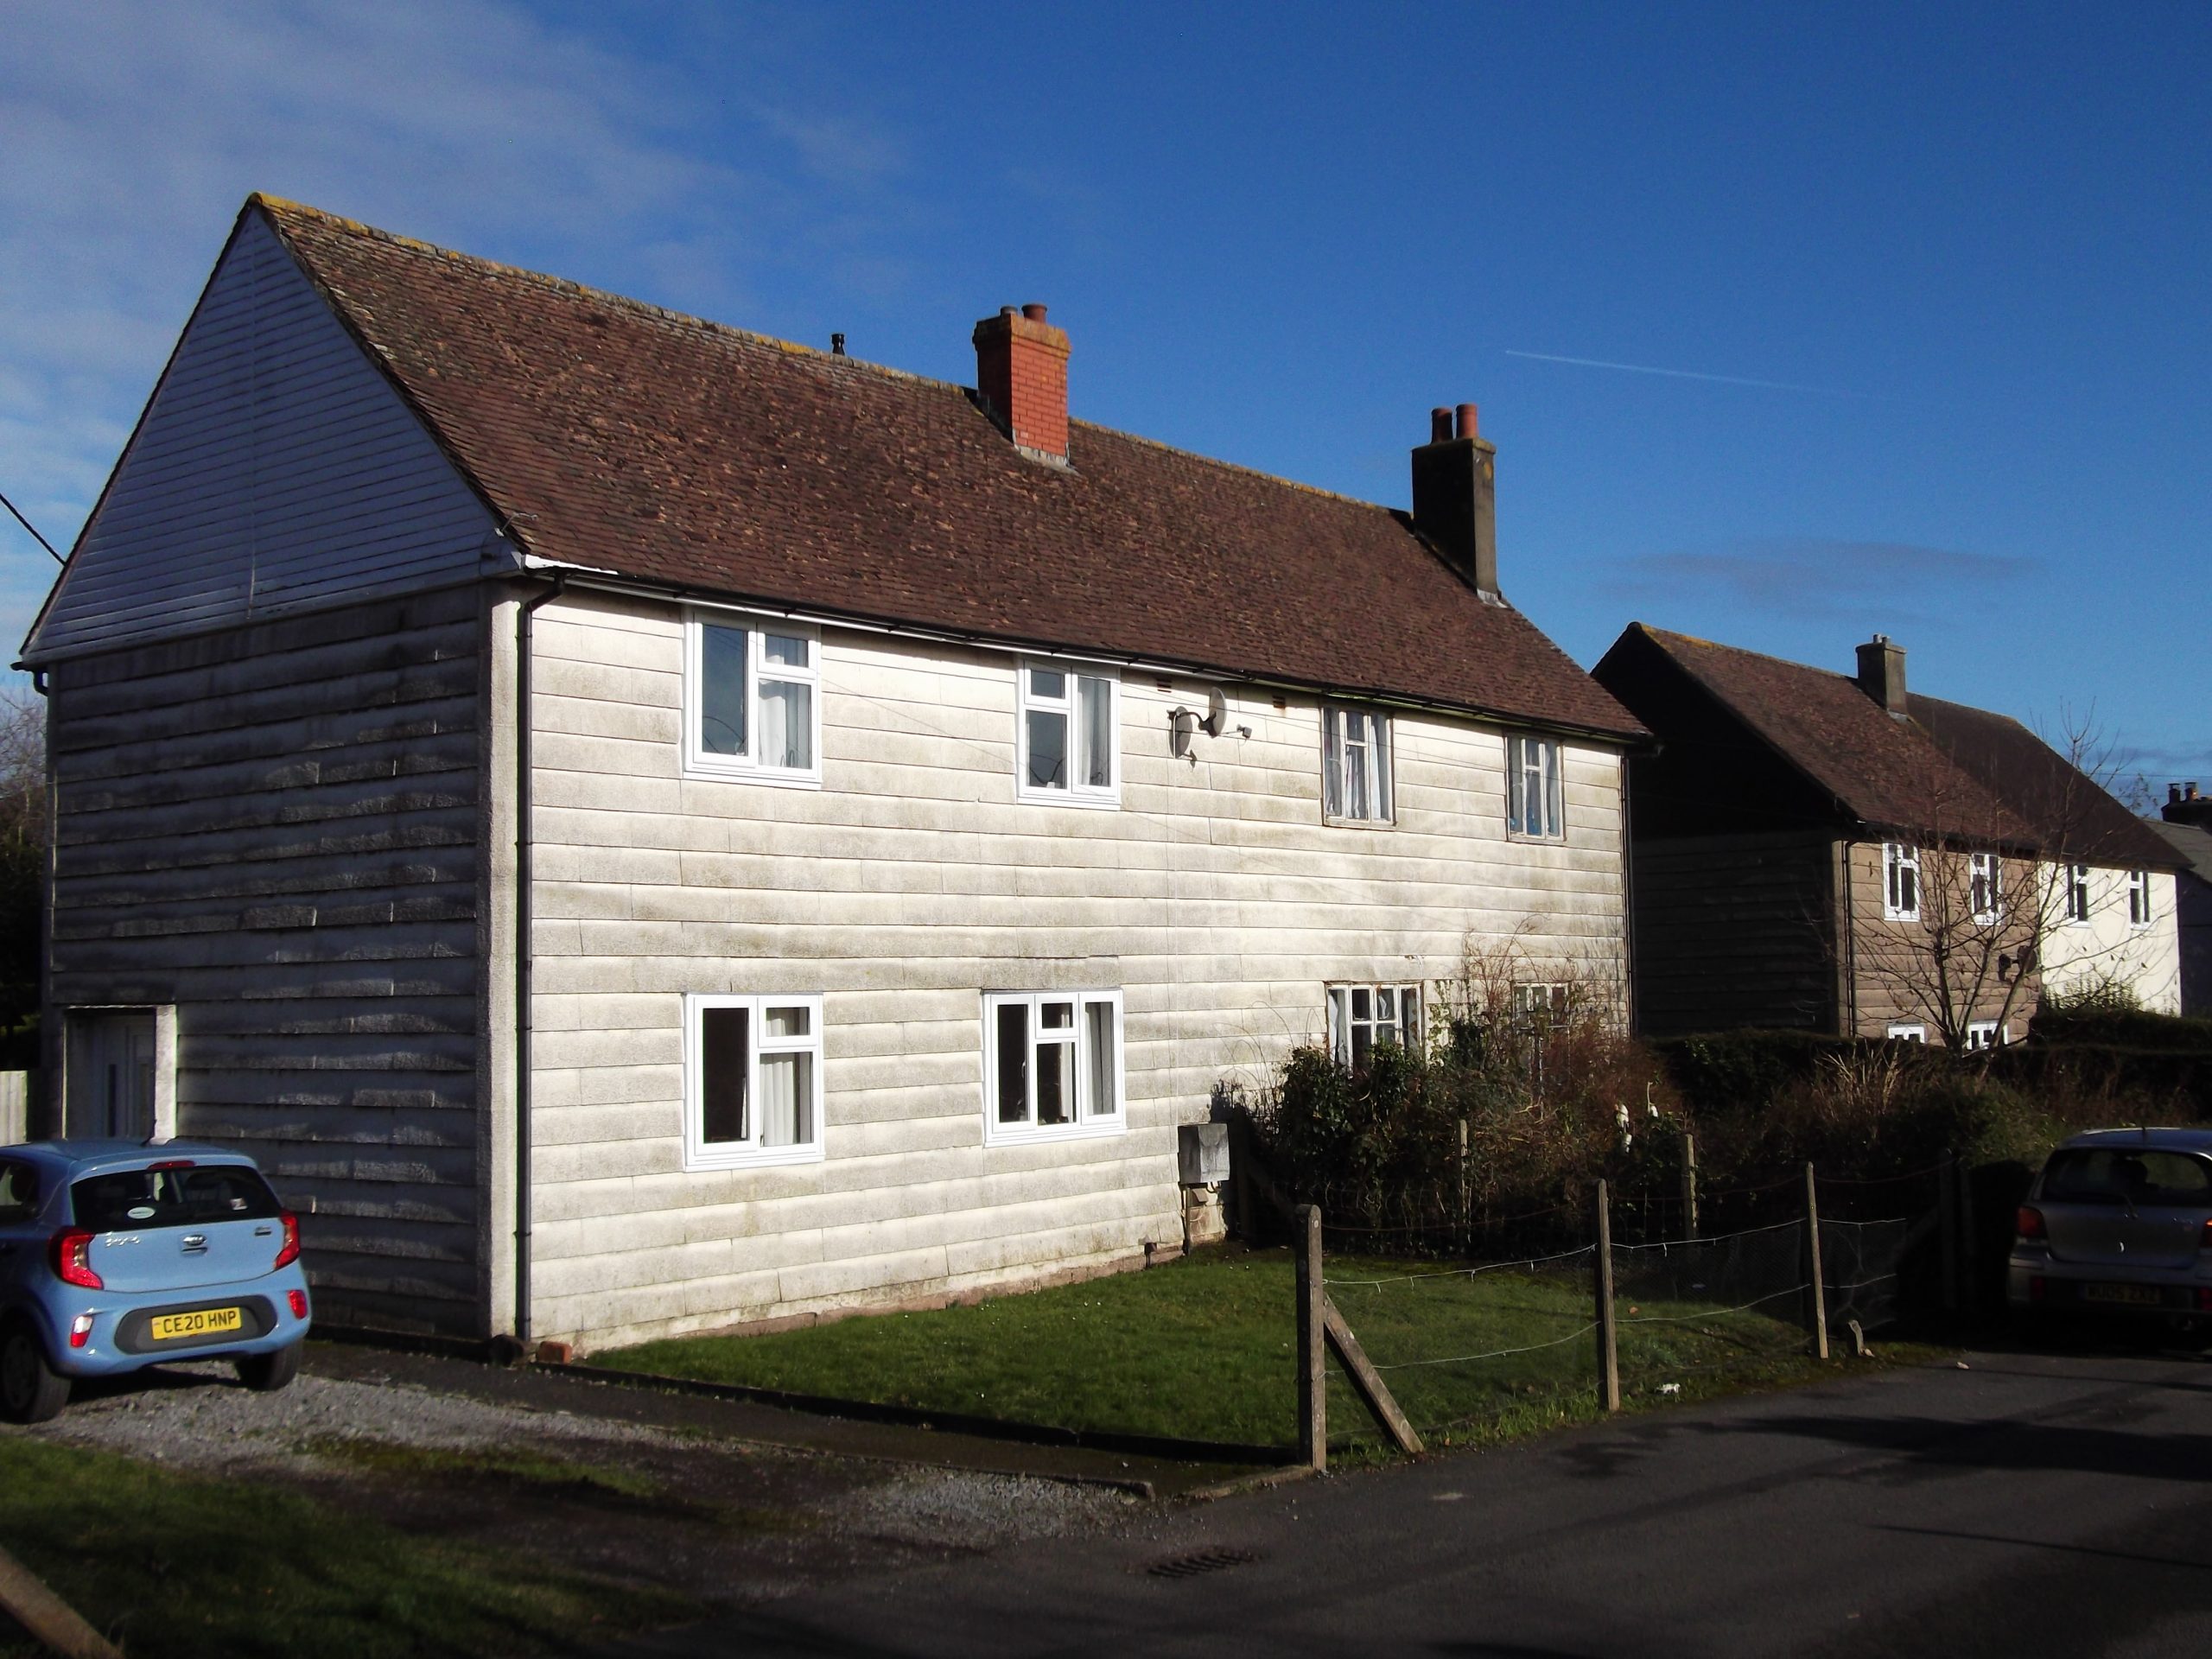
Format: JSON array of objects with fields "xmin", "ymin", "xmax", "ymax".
[
  {"xmin": 1883, "ymin": 842, "xmax": 1921, "ymax": 921},
  {"xmin": 1322, "ymin": 705, "xmax": 1393, "ymax": 823},
  {"xmin": 1328, "ymin": 984, "xmax": 1421, "ymax": 1068},
  {"xmin": 1969, "ymin": 852, "xmax": 2002, "ymax": 925},
  {"xmin": 983, "ymin": 989, "xmax": 1125, "ymax": 1144},
  {"xmin": 1885, "ymin": 1022, "xmax": 1928, "ymax": 1044},
  {"xmin": 2128, "ymin": 868, "xmax": 2152, "ymax": 929},
  {"xmin": 1965, "ymin": 1020, "xmax": 2008, "ymax": 1052},
  {"xmin": 1508, "ymin": 735, "xmax": 1566, "ymax": 841},
  {"xmin": 2063, "ymin": 862, "xmax": 2092, "ymax": 925},
  {"xmin": 683, "ymin": 612, "xmax": 822, "ymax": 786},
  {"xmin": 1510, "ymin": 983, "xmax": 1573, "ymax": 1021},
  {"xmin": 682, "ymin": 993, "xmax": 825, "ymax": 1170},
  {"xmin": 1018, "ymin": 662, "xmax": 1119, "ymax": 807}
]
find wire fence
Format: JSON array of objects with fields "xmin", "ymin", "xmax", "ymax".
[{"xmin": 1295, "ymin": 1158, "xmax": 1958, "ymax": 1457}]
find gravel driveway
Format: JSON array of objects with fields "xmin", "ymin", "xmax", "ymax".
[{"xmin": 23, "ymin": 1348, "xmax": 1145, "ymax": 1607}]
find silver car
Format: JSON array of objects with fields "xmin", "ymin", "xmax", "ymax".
[{"xmin": 2009, "ymin": 1128, "xmax": 2212, "ymax": 1328}]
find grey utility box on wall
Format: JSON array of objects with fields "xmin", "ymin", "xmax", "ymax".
[{"xmin": 1178, "ymin": 1122, "xmax": 1231, "ymax": 1186}]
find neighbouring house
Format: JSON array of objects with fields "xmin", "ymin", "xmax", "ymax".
[
  {"xmin": 2154, "ymin": 784, "xmax": 2212, "ymax": 1017},
  {"xmin": 1591, "ymin": 625, "xmax": 2183, "ymax": 1045},
  {"xmin": 20, "ymin": 196, "xmax": 1644, "ymax": 1349}
]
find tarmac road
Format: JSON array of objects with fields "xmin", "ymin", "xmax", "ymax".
[{"xmin": 617, "ymin": 1340, "xmax": 2212, "ymax": 1658}]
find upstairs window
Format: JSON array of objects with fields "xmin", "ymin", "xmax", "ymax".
[
  {"xmin": 684, "ymin": 613, "xmax": 821, "ymax": 785},
  {"xmin": 984, "ymin": 990, "xmax": 1125, "ymax": 1143},
  {"xmin": 1883, "ymin": 843, "xmax": 1921, "ymax": 921},
  {"xmin": 683, "ymin": 994, "xmax": 825, "ymax": 1170},
  {"xmin": 1969, "ymin": 852, "xmax": 2002, "ymax": 925},
  {"xmin": 1508, "ymin": 736, "xmax": 1565, "ymax": 841},
  {"xmin": 1322, "ymin": 706, "xmax": 1393, "ymax": 823},
  {"xmin": 1329, "ymin": 984, "xmax": 1421, "ymax": 1069},
  {"xmin": 2064, "ymin": 863, "xmax": 2092, "ymax": 925},
  {"xmin": 1019, "ymin": 663, "xmax": 1119, "ymax": 806},
  {"xmin": 2128, "ymin": 868, "xmax": 2153, "ymax": 929}
]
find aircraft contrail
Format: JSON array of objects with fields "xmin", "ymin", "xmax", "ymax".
[{"xmin": 1502, "ymin": 349, "xmax": 1863, "ymax": 397}]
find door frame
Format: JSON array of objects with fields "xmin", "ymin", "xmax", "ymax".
[{"xmin": 60, "ymin": 1005, "xmax": 177, "ymax": 1142}]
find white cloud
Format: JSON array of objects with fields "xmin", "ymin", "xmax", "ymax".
[{"xmin": 0, "ymin": 0, "xmax": 915, "ymax": 578}]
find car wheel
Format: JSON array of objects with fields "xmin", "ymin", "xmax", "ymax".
[
  {"xmin": 0, "ymin": 1321, "xmax": 69, "ymax": 1425},
  {"xmin": 235, "ymin": 1342, "xmax": 300, "ymax": 1394}
]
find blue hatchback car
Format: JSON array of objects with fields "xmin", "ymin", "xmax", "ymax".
[{"xmin": 0, "ymin": 1141, "xmax": 312, "ymax": 1423}]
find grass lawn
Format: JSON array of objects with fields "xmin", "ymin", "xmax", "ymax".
[
  {"xmin": 0, "ymin": 1436, "xmax": 694, "ymax": 1659},
  {"xmin": 599, "ymin": 1244, "xmax": 1880, "ymax": 1454}
]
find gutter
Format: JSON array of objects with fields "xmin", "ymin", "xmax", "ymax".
[
  {"xmin": 513, "ymin": 574, "xmax": 568, "ymax": 1351},
  {"xmin": 524, "ymin": 565, "xmax": 1651, "ymax": 752}
]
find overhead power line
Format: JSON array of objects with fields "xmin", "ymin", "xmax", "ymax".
[{"xmin": 0, "ymin": 490, "xmax": 63, "ymax": 564}]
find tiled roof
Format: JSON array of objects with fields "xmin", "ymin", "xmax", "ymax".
[
  {"xmin": 1623, "ymin": 626, "xmax": 2033, "ymax": 848},
  {"xmin": 255, "ymin": 199, "xmax": 1642, "ymax": 741},
  {"xmin": 1911, "ymin": 694, "xmax": 2181, "ymax": 871},
  {"xmin": 1618, "ymin": 625, "xmax": 2181, "ymax": 866},
  {"xmin": 2152, "ymin": 821, "xmax": 2212, "ymax": 886}
]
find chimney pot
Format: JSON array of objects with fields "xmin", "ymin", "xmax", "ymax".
[
  {"xmin": 973, "ymin": 302, "xmax": 1073, "ymax": 462},
  {"xmin": 1410, "ymin": 398, "xmax": 1498, "ymax": 597},
  {"xmin": 1854, "ymin": 636, "xmax": 1909, "ymax": 717},
  {"xmin": 2173, "ymin": 785, "xmax": 2184, "ymax": 804},
  {"xmin": 2192, "ymin": 782, "xmax": 2202, "ymax": 799}
]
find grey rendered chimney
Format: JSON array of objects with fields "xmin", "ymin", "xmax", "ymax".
[
  {"xmin": 1855, "ymin": 634, "xmax": 1908, "ymax": 718},
  {"xmin": 1411, "ymin": 402, "xmax": 1497, "ymax": 598}
]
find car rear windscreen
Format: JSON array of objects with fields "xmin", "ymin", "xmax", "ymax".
[
  {"xmin": 71, "ymin": 1165, "xmax": 283, "ymax": 1230},
  {"xmin": 2042, "ymin": 1147, "xmax": 2212, "ymax": 1207}
]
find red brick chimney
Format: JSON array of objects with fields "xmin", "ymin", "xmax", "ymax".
[{"xmin": 973, "ymin": 303, "xmax": 1071, "ymax": 463}]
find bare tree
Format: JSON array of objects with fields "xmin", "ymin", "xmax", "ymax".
[
  {"xmin": 0, "ymin": 689, "xmax": 46, "ymax": 1036},
  {"xmin": 1849, "ymin": 712, "xmax": 2159, "ymax": 1062}
]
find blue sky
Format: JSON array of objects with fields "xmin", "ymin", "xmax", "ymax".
[{"xmin": 3, "ymin": 2, "xmax": 2207, "ymax": 790}]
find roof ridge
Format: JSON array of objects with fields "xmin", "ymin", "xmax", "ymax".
[
  {"xmin": 251, "ymin": 193, "xmax": 957, "ymax": 391},
  {"xmin": 1641, "ymin": 623, "xmax": 1862, "ymax": 683},
  {"xmin": 253, "ymin": 195, "xmax": 1408, "ymax": 524}
]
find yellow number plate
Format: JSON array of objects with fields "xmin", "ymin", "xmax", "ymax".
[
  {"xmin": 149, "ymin": 1307, "xmax": 244, "ymax": 1342},
  {"xmin": 2082, "ymin": 1283, "xmax": 2164, "ymax": 1306}
]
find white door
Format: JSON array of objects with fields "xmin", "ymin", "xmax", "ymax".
[{"xmin": 67, "ymin": 1012, "xmax": 156, "ymax": 1140}]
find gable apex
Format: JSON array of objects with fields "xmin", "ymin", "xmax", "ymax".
[{"xmin": 21, "ymin": 207, "xmax": 500, "ymax": 666}]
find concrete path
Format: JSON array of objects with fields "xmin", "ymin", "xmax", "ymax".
[{"xmin": 612, "ymin": 1342, "xmax": 2212, "ymax": 1657}]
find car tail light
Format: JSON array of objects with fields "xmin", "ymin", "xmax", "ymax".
[
  {"xmin": 2201, "ymin": 1218, "xmax": 2212, "ymax": 1252},
  {"xmin": 68, "ymin": 1315, "xmax": 93, "ymax": 1351},
  {"xmin": 273, "ymin": 1212, "xmax": 300, "ymax": 1271},
  {"xmin": 2030, "ymin": 1274, "xmax": 2046, "ymax": 1305},
  {"xmin": 2016, "ymin": 1205, "xmax": 2047, "ymax": 1243},
  {"xmin": 145, "ymin": 1159, "xmax": 195, "ymax": 1171},
  {"xmin": 2196, "ymin": 1288, "xmax": 2212, "ymax": 1313},
  {"xmin": 288, "ymin": 1289, "xmax": 308, "ymax": 1320},
  {"xmin": 51, "ymin": 1230, "xmax": 102, "ymax": 1290}
]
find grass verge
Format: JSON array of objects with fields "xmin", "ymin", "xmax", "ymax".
[
  {"xmin": 0, "ymin": 1436, "xmax": 695, "ymax": 1659},
  {"xmin": 597, "ymin": 1245, "xmax": 1943, "ymax": 1454}
]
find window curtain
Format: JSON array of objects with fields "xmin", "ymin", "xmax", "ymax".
[{"xmin": 759, "ymin": 1051, "xmax": 810, "ymax": 1147}]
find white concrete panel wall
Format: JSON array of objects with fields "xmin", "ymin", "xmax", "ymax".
[
  {"xmin": 526, "ymin": 590, "xmax": 1627, "ymax": 1348},
  {"xmin": 2041, "ymin": 867, "xmax": 2182, "ymax": 1014}
]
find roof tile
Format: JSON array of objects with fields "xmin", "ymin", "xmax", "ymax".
[{"xmin": 257, "ymin": 198, "xmax": 1643, "ymax": 741}]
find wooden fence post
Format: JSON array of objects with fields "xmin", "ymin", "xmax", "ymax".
[
  {"xmin": 1938, "ymin": 1154, "xmax": 1960, "ymax": 1317},
  {"xmin": 1804, "ymin": 1162, "xmax": 1830, "ymax": 1361},
  {"xmin": 1955, "ymin": 1157, "xmax": 1978, "ymax": 1319},
  {"xmin": 1295, "ymin": 1205, "xmax": 1326, "ymax": 1471},
  {"xmin": 1681, "ymin": 1132, "xmax": 1700, "ymax": 1240},
  {"xmin": 1458, "ymin": 1117, "xmax": 1471, "ymax": 1249},
  {"xmin": 1594, "ymin": 1179, "xmax": 1621, "ymax": 1412}
]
